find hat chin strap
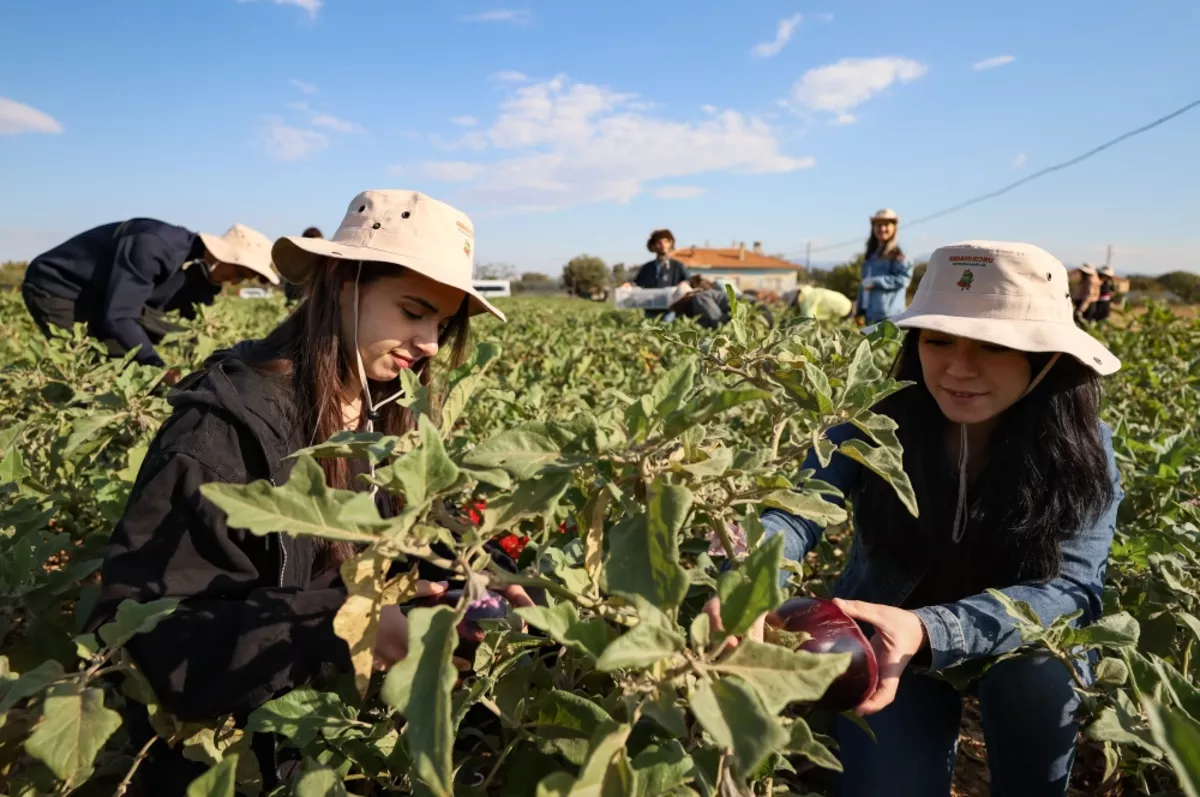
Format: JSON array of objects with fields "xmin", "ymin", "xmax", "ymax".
[
  {"xmin": 950, "ymin": 352, "xmax": 1062, "ymax": 544},
  {"xmin": 352, "ymin": 261, "xmax": 406, "ymax": 496}
]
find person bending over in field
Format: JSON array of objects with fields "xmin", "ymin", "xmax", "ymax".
[
  {"xmin": 710, "ymin": 241, "xmax": 1122, "ymax": 797},
  {"xmin": 855, "ymin": 208, "xmax": 914, "ymax": 326},
  {"xmin": 21, "ymin": 219, "xmax": 278, "ymax": 374},
  {"xmin": 87, "ymin": 191, "xmax": 532, "ymax": 795}
]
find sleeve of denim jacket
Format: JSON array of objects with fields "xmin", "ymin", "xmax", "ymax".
[
  {"xmin": 861, "ymin": 257, "xmax": 913, "ymax": 292},
  {"xmin": 760, "ymin": 423, "xmax": 865, "ymax": 563},
  {"xmin": 913, "ymin": 424, "xmax": 1123, "ymax": 672}
]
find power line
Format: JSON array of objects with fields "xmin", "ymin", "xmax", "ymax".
[{"xmin": 795, "ymin": 98, "xmax": 1200, "ymax": 259}]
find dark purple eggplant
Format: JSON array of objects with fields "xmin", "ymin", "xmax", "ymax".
[{"xmin": 766, "ymin": 597, "xmax": 879, "ymax": 712}]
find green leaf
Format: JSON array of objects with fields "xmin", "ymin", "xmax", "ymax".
[
  {"xmin": 1062, "ymin": 611, "xmax": 1140, "ymax": 649},
  {"xmin": 1094, "ymin": 658, "xmax": 1130, "ymax": 689},
  {"xmin": 201, "ymin": 455, "xmax": 387, "ymax": 543},
  {"xmin": 716, "ymin": 534, "xmax": 784, "ymax": 637},
  {"xmin": 96, "ymin": 597, "xmax": 180, "ymax": 650},
  {"xmin": 294, "ymin": 431, "xmax": 403, "ymax": 465},
  {"xmin": 840, "ymin": 412, "xmax": 918, "ymax": 516},
  {"xmin": 802, "ymin": 362, "xmax": 834, "ymax": 414},
  {"xmin": 663, "ymin": 388, "xmax": 772, "ymax": 439},
  {"xmin": 0, "ymin": 660, "xmax": 65, "ymax": 718},
  {"xmin": 294, "ymin": 766, "xmax": 350, "ymax": 797},
  {"xmin": 605, "ymin": 478, "xmax": 690, "ymax": 611},
  {"xmin": 709, "ymin": 640, "xmax": 850, "ymax": 714},
  {"xmin": 986, "ymin": 589, "xmax": 1044, "ymax": 634},
  {"xmin": 572, "ymin": 722, "xmax": 635, "ymax": 796},
  {"xmin": 381, "ymin": 606, "xmax": 459, "ymax": 797},
  {"xmin": 630, "ymin": 740, "xmax": 693, "ymax": 797},
  {"xmin": 370, "ymin": 416, "xmax": 460, "ymax": 506},
  {"xmin": 595, "ymin": 621, "xmax": 685, "ymax": 672},
  {"xmin": 1143, "ymin": 698, "xmax": 1200, "ymax": 797},
  {"xmin": 0, "ymin": 446, "xmax": 29, "ymax": 485},
  {"xmin": 759, "ymin": 489, "xmax": 847, "ymax": 526},
  {"xmin": 1177, "ymin": 612, "xmax": 1200, "ymax": 646},
  {"xmin": 651, "ymin": 359, "xmax": 698, "ymax": 420},
  {"xmin": 533, "ymin": 690, "xmax": 616, "ymax": 763},
  {"xmin": 689, "ymin": 612, "xmax": 711, "ymax": 650},
  {"xmin": 186, "ymin": 755, "xmax": 240, "ymax": 797},
  {"xmin": 643, "ymin": 686, "xmax": 688, "ymax": 738},
  {"xmin": 24, "ymin": 686, "xmax": 123, "ymax": 788},
  {"xmin": 688, "ymin": 677, "xmax": 788, "ymax": 777},
  {"xmin": 482, "ymin": 471, "xmax": 572, "ymax": 531},
  {"xmin": 462, "ymin": 423, "xmax": 563, "ymax": 479},
  {"xmin": 64, "ymin": 412, "xmax": 120, "ymax": 457},
  {"xmin": 245, "ymin": 688, "xmax": 357, "ymax": 747},
  {"xmin": 841, "ymin": 340, "xmax": 880, "ymax": 406},
  {"xmin": 1155, "ymin": 657, "xmax": 1200, "ymax": 720},
  {"xmin": 516, "ymin": 602, "xmax": 607, "ymax": 658},
  {"xmin": 787, "ymin": 719, "xmax": 843, "ymax": 772},
  {"xmin": 441, "ymin": 342, "xmax": 499, "ymax": 438}
]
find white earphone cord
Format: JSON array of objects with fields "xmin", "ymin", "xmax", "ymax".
[{"xmin": 352, "ymin": 261, "xmax": 406, "ymax": 496}]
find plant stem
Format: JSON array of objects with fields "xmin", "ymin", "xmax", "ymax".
[{"xmin": 113, "ymin": 735, "xmax": 157, "ymax": 797}]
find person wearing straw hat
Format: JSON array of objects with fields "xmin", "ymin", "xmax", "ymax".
[
  {"xmin": 855, "ymin": 208, "xmax": 914, "ymax": 326},
  {"xmin": 707, "ymin": 241, "xmax": 1122, "ymax": 796},
  {"xmin": 1072, "ymin": 262, "xmax": 1101, "ymax": 323},
  {"xmin": 21, "ymin": 218, "xmax": 278, "ymax": 369},
  {"xmin": 86, "ymin": 190, "xmax": 532, "ymax": 794}
]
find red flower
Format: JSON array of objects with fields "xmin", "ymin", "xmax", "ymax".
[{"xmin": 498, "ymin": 533, "xmax": 529, "ymax": 559}]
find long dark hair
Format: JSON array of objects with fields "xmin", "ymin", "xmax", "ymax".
[
  {"xmin": 252, "ymin": 258, "xmax": 472, "ymax": 568},
  {"xmin": 855, "ymin": 332, "xmax": 1114, "ymax": 595},
  {"xmin": 865, "ymin": 232, "xmax": 904, "ymax": 261}
]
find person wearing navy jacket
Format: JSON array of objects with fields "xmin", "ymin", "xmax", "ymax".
[{"xmin": 22, "ymin": 219, "xmax": 278, "ymax": 369}]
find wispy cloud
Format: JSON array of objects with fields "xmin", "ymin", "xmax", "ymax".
[
  {"xmin": 489, "ymin": 70, "xmax": 530, "ymax": 83},
  {"xmin": 1011, "ymin": 152, "xmax": 1027, "ymax": 169},
  {"xmin": 237, "ymin": 0, "xmax": 322, "ymax": 19},
  {"xmin": 450, "ymin": 116, "xmax": 479, "ymax": 127},
  {"xmin": 395, "ymin": 74, "xmax": 812, "ymax": 213},
  {"xmin": 972, "ymin": 54, "xmax": 1016, "ymax": 71},
  {"xmin": 461, "ymin": 9, "xmax": 533, "ymax": 24},
  {"xmin": 0, "ymin": 97, "xmax": 63, "ymax": 135},
  {"xmin": 310, "ymin": 113, "xmax": 364, "ymax": 134},
  {"xmin": 262, "ymin": 120, "xmax": 328, "ymax": 161},
  {"xmin": 290, "ymin": 78, "xmax": 319, "ymax": 95},
  {"xmin": 751, "ymin": 14, "xmax": 803, "ymax": 59},
  {"xmin": 653, "ymin": 186, "xmax": 705, "ymax": 200},
  {"xmin": 814, "ymin": 12, "xmax": 834, "ymax": 22},
  {"xmin": 786, "ymin": 56, "xmax": 928, "ymax": 123}
]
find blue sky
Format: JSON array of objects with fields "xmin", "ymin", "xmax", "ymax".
[{"xmin": 2, "ymin": 1, "xmax": 1198, "ymax": 275}]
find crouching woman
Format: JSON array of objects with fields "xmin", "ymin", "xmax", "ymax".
[{"xmin": 763, "ymin": 241, "xmax": 1122, "ymax": 797}]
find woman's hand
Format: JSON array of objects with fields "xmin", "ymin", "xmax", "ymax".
[
  {"xmin": 702, "ymin": 597, "xmax": 766, "ymax": 649},
  {"xmin": 373, "ymin": 580, "xmax": 451, "ymax": 670},
  {"xmin": 832, "ymin": 598, "xmax": 927, "ymax": 716}
]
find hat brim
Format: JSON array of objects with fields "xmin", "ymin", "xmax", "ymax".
[
  {"xmin": 272, "ymin": 235, "xmax": 506, "ymax": 322},
  {"xmin": 198, "ymin": 233, "xmax": 280, "ymax": 285},
  {"xmin": 886, "ymin": 310, "xmax": 1120, "ymax": 376}
]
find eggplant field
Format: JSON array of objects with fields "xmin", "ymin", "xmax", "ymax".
[{"xmin": 0, "ymin": 291, "xmax": 1198, "ymax": 797}]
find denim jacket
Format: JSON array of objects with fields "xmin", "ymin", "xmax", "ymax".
[
  {"xmin": 760, "ymin": 423, "xmax": 1123, "ymax": 672},
  {"xmin": 856, "ymin": 253, "xmax": 913, "ymax": 324}
]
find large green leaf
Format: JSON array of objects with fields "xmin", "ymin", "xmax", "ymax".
[
  {"xmin": 630, "ymin": 740, "xmax": 693, "ymax": 797},
  {"xmin": 441, "ymin": 342, "xmax": 499, "ymax": 438},
  {"xmin": 594, "ymin": 621, "xmax": 685, "ymax": 672},
  {"xmin": 0, "ymin": 660, "xmax": 65, "ymax": 718},
  {"xmin": 381, "ymin": 606, "xmax": 459, "ymax": 797},
  {"xmin": 841, "ymin": 411, "xmax": 918, "ymax": 516},
  {"xmin": 605, "ymin": 478, "xmax": 690, "ymax": 611},
  {"xmin": 96, "ymin": 597, "xmax": 180, "ymax": 650},
  {"xmin": 688, "ymin": 677, "xmax": 788, "ymax": 777},
  {"xmin": 650, "ymin": 358, "xmax": 698, "ymax": 420},
  {"xmin": 294, "ymin": 766, "xmax": 350, "ymax": 797},
  {"xmin": 1144, "ymin": 698, "xmax": 1200, "ymax": 797},
  {"xmin": 482, "ymin": 471, "xmax": 572, "ymax": 531},
  {"xmin": 293, "ymin": 431, "xmax": 403, "ymax": 465},
  {"xmin": 371, "ymin": 415, "xmax": 460, "ymax": 506},
  {"xmin": 24, "ymin": 686, "xmax": 123, "ymax": 788},
  {"xmin": 515, "ymin": 601, "xmax": 607, "ymax": 658},
  {"xmin": 709, "ymin": 640, "xmax": 850, "ymax": 715},
  {"xmin": 201, "ymin": 454, "xmax": 387, "ymax": 542},
  {"xmin": 245, "ymin": 688, "xmax": 358, "ymax": 747},
  {"xmin": 759, "ymin": 489, "xmax": 847, "ymax": 526},
  {"xmin": 186, "ymin": 755, "xmax": 240, "ymax": 797},
  {"xmin": 462, "ymin": 423, "xmax": 562, "ymax": 479},
  {"xmin": 663, "ymin": 389, "xmax": 772, "ymax": 439},
  {"xmin": 716, "ymin": 534, "xmax": 784, "ymax": 637},
  {"xmin": 787, "ymin": 719, "xmax": 842, "ymax": 772}
]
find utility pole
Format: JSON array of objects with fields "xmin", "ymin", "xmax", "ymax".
[
  {"xmin": 1105, "ymin": 244, "xmax": 1112, "ymax": 268},
  {"xmin": 805, "ymin": 240, "xmax": 812, "ymax": 271}
]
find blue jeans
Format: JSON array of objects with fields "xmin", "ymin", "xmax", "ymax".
[{"xmin": 833, "ymin": 653, "xmax": 1080, "ymax": 797}]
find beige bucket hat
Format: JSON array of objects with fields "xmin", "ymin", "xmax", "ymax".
[
  {"xmin": 1078, "ymin": 263, "xmax": 1098, "ymax": 276},
  {"xmin": 1099, "ymin": 264, "xmax": 1116, "ymax": 277},
  {"xmin": 198, "ymin": 224, "xmax": 279, "ymax": 284},
  {"xmin": 871, "ymin": 208, "xmax": 900, "ymax": 223},
  {"xmin": 271, "ymin": 190, "xmax": 504, "ymax": 321},
  {"xmin": 889, "ymin": 240, "xmax": 1120, "ymax": 376}
]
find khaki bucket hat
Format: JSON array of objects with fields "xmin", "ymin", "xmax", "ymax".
[
  {"xmin": 198, "ymin": 224, "xmax": 279, "ymax": 284},
  {"xmin": 889, "ymin": 241, "xmax": 1120, "ymax": 376},
  {"xmin": 871, "ymin": 208, "xmax": 900, "ymax": 223},
  {"xmin": 272, "ymin": 190, "xmax": 505, "ymax": 321}
]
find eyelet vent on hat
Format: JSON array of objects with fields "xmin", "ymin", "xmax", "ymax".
[
  {"xmin": 372, "ymin": 222, "xmax": 382, "ymax": 230},
  {"xmin": 358, "ymin": 205, "xmax": 366, "ymax": 213},
  {"xmin": 1093, "ymin": 357, "xmax": 1102, "ymax": 364},
  {"xmin": 401, "ymin": 211, "xmax": 411, "ymax": 219},
  {"xmin": 1047, "ymin": 273, "xmax": 1052, "ymax": 281}
]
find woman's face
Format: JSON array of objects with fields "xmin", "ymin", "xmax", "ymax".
[
  {"xmin": 341, "ymin": 268, "xmax": 465, "ymax": 383},
  {"xmin": 917, "ymin": 330, "xmax": 1032, "ymax": 425},
  {"xmin": 872, "ymin": 220, "xmax": 896, "ymax": 242}
]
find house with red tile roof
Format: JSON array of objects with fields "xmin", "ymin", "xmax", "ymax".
[{"xmin": 672, "ymin": 242, "xmax": 803, "ymax": 299}]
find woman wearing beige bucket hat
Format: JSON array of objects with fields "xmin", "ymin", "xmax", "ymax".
[
  {"xmin": 86, "ymin": 190, "xmax": 531, "ymax": 793},
  {"xmin": 711, "ymin": 241, "xmax": 1123, "ymax": 795}
]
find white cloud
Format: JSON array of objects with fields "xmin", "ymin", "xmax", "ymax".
[
  {"xmin": 815, "ymin": 12, "xmax": 835, "ymax": 22},
  {"xmin": 310, "ymin": 113, "xmax": 364, "ymax": 133},
  {"xmin": 1012, "ymin": 152, "xmax": 1027, "ymax": 169},
  {"xmin": 653, "ymin": 186, "xmax": 705, "ymax": 200},
  {"xmin": 489, "ymin": 70, "xmax": 530, "ymax": 83},
  {"xmin": 751, "ymin": 14, "xmax": 803, "ymax": 59},
  {"xmin": 0, "ymin": 97, "xmax": 63, "ymax": 135},
  {"xmin": 461, "ymin": 9, "xmax": 533, "ymax": 24},
  {"xmin": 262, "ymin": 120, "xmax": 328, "ymax": 161},
  {"xmin": 701, "ymin": 104, "xmax": 718, "ymax": 114},
  {"xmin": 431, "ymin": 131, "xmax": 489, "ymax": 152},
  {"xmin": 451, "ymin": 116, "xmax": 479, "ymax": 127},
  {"xmin": 238, "ymin": 0, "xmax": 322, "ymax": 18},
  {"xmin": 786, "ymin": 57, "xmax": 927, "ymax": 122},
  {"xmin": 419, "ymin": 161, "xmax": 487, "ymax": 182},
  {"xmin": 290, "ymin": 78, "xmax": 319, "ymax": 95},
  {"xmin": 972, "ymin": 55, "xmax": 1016, "ymax": 71},
  {"xmin": 396, "ymin": 75, "xmax": 812, "ymax": 213}
]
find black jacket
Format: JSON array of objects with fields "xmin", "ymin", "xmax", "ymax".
[
  {"xmin": 88, "ymin": 342, "xmax": 351, "ymax": 792},
  {"xmin": 24, "ymin": 219, "xmax": 219, "ymax": 366},
  {"xmin": 632, "ymin": 257, "xmax": 690, "ymax": 289}
]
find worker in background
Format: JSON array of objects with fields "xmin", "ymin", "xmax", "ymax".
[
  {"xmin": 1088, "ymin": 265, "xmax": 1116, "ymax": 323},
  {"xmin": 669, "ymin": 276, "xmax": 774, "ymax": 328},
  {"xmin": 795, "ymin": 283, "xmax": 854, "ymax": 321},
  {"xmin": 1073, "ymin": 264, "xmax": 1101, "ymax": 324},
  {"xmin": 22, "ymin": 220, "xmax": 277, "ymax": 370},
  {"xmin": 622, "ymin": 228, "xmax": 691, "ymax": 320},
  {"xmin": 284, "ymin": 226, "xmax": 323, "ymax": 304},
  {"xmin": 855, "ymin": 209, "xmax": 914, "ymax": 326}
]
